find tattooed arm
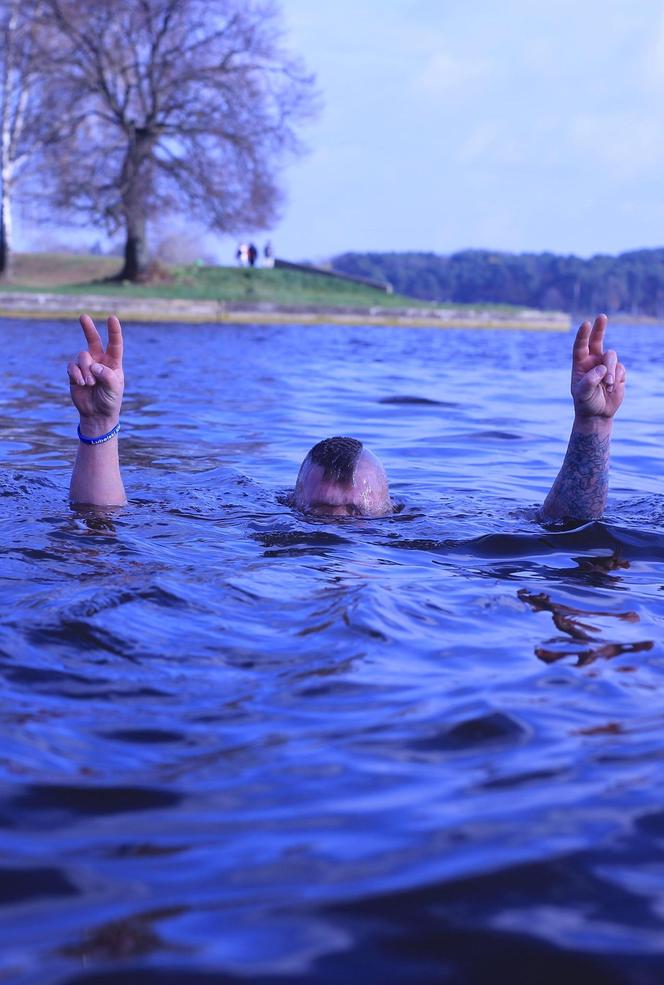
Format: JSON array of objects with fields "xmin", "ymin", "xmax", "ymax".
[
  {"xmin": 540, "ymin": 315, "xmax": 626, "ymax": 523},
  {"xmin": 541, "ymin": 418, "xmax": 611, "ymax": 521}
]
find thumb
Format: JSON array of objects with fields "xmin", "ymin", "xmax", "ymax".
[
  {"xmin": 90, "ymin": 362, "xmax": 118, "ymax": 388},
  {"xmin": 577, "ymin": 363, "xmax": 607, "ymax": 398}
]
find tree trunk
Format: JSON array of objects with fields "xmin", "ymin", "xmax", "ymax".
[
  {"xmin": 0, "ymin": 2, "xmax": 16, "ymax": 281},
  {"xmin": 119, "ymin": 215, "xmax": 148, "ymax": 281},
  {"xmin": 0, "ymin": 179, "xmax": 11, "ymax": 280},
  {"xmin": 117, "ymin": 130, "xmax": 153, "ymax": 282}
]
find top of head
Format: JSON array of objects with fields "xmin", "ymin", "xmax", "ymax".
[{"xmin": 294, "ymin": 436, "xmax": 392, "ymax": 517}]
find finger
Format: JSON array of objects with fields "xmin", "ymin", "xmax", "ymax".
[
  {"xmin": 67, "ymin": 361, "xmax": 85, "ymax": 387},
  {"xmin": 615, "ymin": 362, "xmax": 626, "ymax": 385},
  {"xmin": 90, "ymin": 361, "xmax": 118, "ymax": 389},
  {"xmin": 588, "ymin": 313, "xmax": 608, "ymax": 357},
  {"xmin": 577, "ymin": 363, "xmax": 607, "ymax": 399},
  {"xmin": 573, "ymin": 320, "xmax": 592, "ymax": 363},
  {"xmin": 79, "ymin": 314, "xmax": 104, "ymax": 358},
  {"xmin": 76, "ymin": 349, "xmax": 95, "ymax": 386},
  {"xmin": 603, "ymin": 348, "xmax": 618, "ymax": 390},
  {"xmin": 105, "ymin": 315, "xmax": 123, "ymax": 367}
]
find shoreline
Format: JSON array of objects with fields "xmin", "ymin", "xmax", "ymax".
[{"xmin": 0, "ymin": 290, "xmax": 571, "ymax": 331}]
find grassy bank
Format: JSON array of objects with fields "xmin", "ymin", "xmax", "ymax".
[
  {"xmin": 2, "ymin": 252, "xmax": 526, "ymax": 312},
  {"xmin": 0, "ymin": 253, "xmax": 570, "ymax": 330},
  {"xmin": 2, "ymin": 252, "xmax": 425, "ymax": 308}
]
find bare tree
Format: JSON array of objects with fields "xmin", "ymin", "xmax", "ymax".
[
  {"xmin": 38, "ymin": 0, "xmax": 318, "ymax": 281},
  {"xmin": 0, "ymin": 1, "xmax": 46, "ymax": 279}
]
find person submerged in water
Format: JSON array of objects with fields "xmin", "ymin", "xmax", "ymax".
[
  {"xmin": 292, "ymin": 436, "xmax": 392, "ymax": 516},
  {"xmin": 66, "ymin": 312, "xmax": 625, "ymax": 523}
]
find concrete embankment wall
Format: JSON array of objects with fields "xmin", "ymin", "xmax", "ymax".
[
  {"xmin": 0, "ymin": 292, "xmax": 571, "ymax": 331},
  {"xmin": 273, "ymin": 258, "xmax": 393, "ymax": 294}
]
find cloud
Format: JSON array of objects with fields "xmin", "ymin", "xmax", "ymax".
[
  {"xmin": 569, "ymin": 112, "xmax": 664, "ymax": 180},
  {"xmin": 642, "ymin": 4, "xmax": 664, "ymax": 87},
  {"xmin": 456, "ymin": 122, "xmax": 532, "ymax": 168},
  {"xmin": 411, "ymin": 50, "xmax": 493, "ymax": 98}
]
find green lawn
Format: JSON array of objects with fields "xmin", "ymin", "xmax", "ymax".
[
  {"xmin": 1, "ymin": 253, "xmax": 429, "ymax": 308},
  {"xmin": 1, "ymin": 253, "xmax": 527, "ymax": 312}
]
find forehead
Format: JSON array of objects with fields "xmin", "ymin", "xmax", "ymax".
[
  {"xmin": 354, "ymin": 450, "xmax": 385, "ymax": 482},
  {"xmin": 300, "ymin": 455, "xmax": 386, "ymax": 498},
  {"xmin": 295, "ymin": 449, "xmax": 391, "ymax": 517},
  {"xmin": 300, "ymin": 463, "xmax": 355, "ymax": 504}
]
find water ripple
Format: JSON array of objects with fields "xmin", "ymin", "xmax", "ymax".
[{"xmin": 0, "ymin": 320, "xmax": 663, "ymax": 983}]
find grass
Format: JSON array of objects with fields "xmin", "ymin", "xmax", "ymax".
[
  {"xmin": 0, "ymin": 252, "xmax": 529, "ymax": 312},
  {"xmin": 0, "ymin": 252, "xmax": 428, "ymax": 308},
  {"xmin": 4, "ymin": 252, "xmax": 123, "ymax": 288}
]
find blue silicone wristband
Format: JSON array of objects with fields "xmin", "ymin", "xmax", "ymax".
[{"xmin": 77, "ymin": 421, "xmax": 120, "ymax": 445}]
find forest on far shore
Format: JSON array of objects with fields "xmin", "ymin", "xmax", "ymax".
[{"xmin": 331, "ymin": 248, "xmax": 664, "ymax": 316}]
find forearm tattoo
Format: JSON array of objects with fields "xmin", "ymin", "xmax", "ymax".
[{"xmin": 541, "ymin": 429, "xmax": 610, "ymax": 522}]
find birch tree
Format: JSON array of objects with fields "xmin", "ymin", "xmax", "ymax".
[
  {"xmin": 39, "ymin": 0, "xmax": 318, "ymax": 281},
  {"xmin": 0, "ymin": 1, "xmax": 43, "ymax": 279}
]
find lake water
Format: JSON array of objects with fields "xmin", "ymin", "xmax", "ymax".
[{"xmin": 1, "ymin": 318, "xmax": 663, "ymax": 985}]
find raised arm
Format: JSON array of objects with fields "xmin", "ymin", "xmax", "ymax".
[
  {"xmin": 67, "ymin": 314, "xmax": 126, "ymax": 506},
  {"xmin": 540, "ymin": 314, "xmax": 626, "ymax": 524}
]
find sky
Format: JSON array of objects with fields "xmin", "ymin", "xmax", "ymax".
[
  {"xmin": 267, "ymin": 0, "xmax": 664, "ymax": 260},
  {"xmin": 19, "ymin": 0, "xmax": 664, "ymax": 262}
]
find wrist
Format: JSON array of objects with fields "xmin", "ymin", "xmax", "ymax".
[
  {"xmin": 572, "ymin": 414, "xmax": 613, "ymax": 437},
  {"xmin": 78, "ymin": 415, "xmax": 120, "ymax": 438}
]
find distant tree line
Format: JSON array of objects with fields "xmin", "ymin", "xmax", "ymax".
[
  {"xmin": 331, "ymin": 249, "xmax": 664, "ymax": 316},
  {"xmin": 0, "ymin": 0, "xmax": 317, "ymax": 282}
]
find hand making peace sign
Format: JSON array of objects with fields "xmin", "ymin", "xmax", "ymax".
[
  {"xmin": 67, "ymin": 315, "xmax": 124, "ymax": 432},
  {"xmin": 570, "ymin": 314, "xmax": 626, "ymax": 420}
]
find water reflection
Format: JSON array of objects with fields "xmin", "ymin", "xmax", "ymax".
[{"xmin": 518, "ymin": 588, "xmax": 654, "ymax": 667}]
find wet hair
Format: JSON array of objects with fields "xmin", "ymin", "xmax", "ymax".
[{"xmin": 307, "ymin": 436, "xmax": 363, "ymax": 484}]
